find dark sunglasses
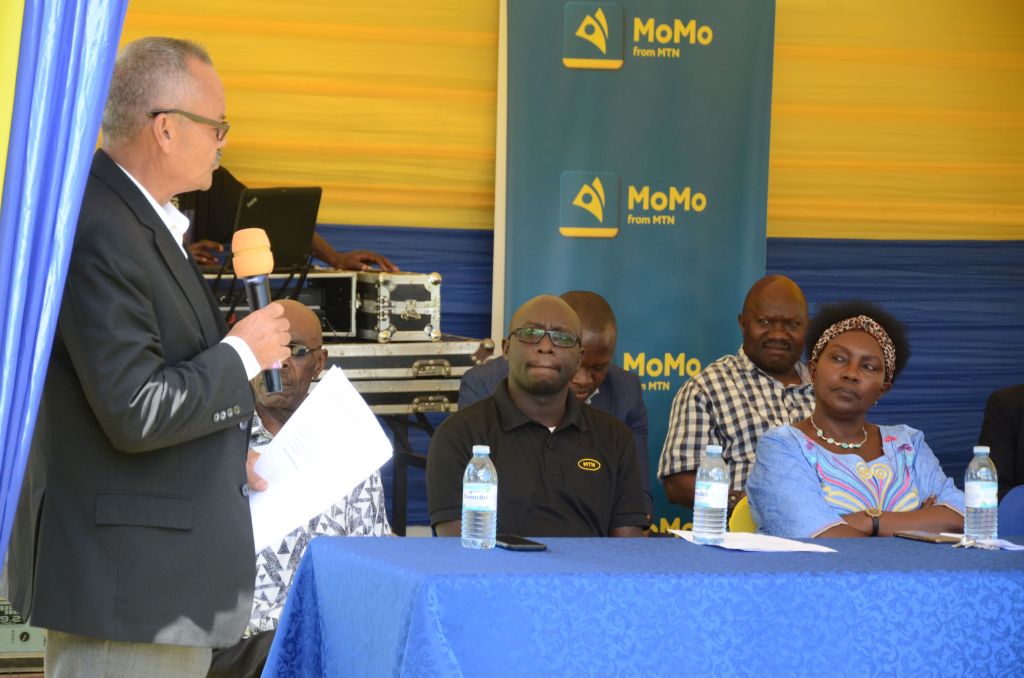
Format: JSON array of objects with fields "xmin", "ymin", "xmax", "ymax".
[
  {"xmin": 508, "ymin": 326, "xmax": 581, "ymax": 348},
  {"xmin": 287, "ymin": 343, "xmax": 322, "ymax": 358}
]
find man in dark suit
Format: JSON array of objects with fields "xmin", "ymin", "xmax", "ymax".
[
  {"xmin": 979, "ymin": 384, "xmax": 1024, "ymax": 501},
  {"xmin": 8, "ymin": 37, "xmax": 291, "ymax": 676},
  {"xmin": 458, "ymin": 290, "xmax": 651, "ymax": 518}
]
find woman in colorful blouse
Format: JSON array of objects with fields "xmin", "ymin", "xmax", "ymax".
[{"xmin": 747, "ymin": 300, "xmax": 964, "ymax": 538}]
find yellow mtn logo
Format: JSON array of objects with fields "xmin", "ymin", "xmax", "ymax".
[
  {"xmin": 559, "ymin": 171, "xmax": 619, "ymax": 238},
  {"xmin": 578, "ymin": 458, "xmax": 602, "ymax": 471},
  {"xmin": 572, "ymin": 177, "xmax": 606, "ymax": 223},
  {"xmin": 562, "ymin": 3, "xmax": 623, "ymax": 70},
  {"xmin": 575, "ymin": 9, "xmax": 609, "ymax": 55}
]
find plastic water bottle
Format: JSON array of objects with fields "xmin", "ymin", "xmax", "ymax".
[
  {"xmin": 964, "ymin": 445, "xmax": 998, "ymax": 541},
  {"xmin": 461, "ymin": 444, "xmax": 498, "ymax": 549},
  {"xmin": 692, "ymin": 444, "xmax": 729, "ymax": 545}
]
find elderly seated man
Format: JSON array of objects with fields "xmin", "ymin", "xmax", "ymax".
[{"xmin": 208, "ymin": 300, "xmax": 390, "ymax": 678}]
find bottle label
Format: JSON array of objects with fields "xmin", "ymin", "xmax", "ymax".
[
  {"xmin": 965, "ymin": 481, "xmax": 997, "ymax": 509},
  {"xmin": 694, "ymin": 481, "xmax": 728, "ymax": 510},
  {"xmin": 463, "ymin": 483, "xmax": 497, "ymax": 511}
]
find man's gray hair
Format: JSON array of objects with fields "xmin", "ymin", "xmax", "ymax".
[{"xmin": 101, "ymin": 37, "xmax": 212, "ymax": 143}]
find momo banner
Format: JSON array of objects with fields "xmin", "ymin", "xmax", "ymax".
[{"xmin": 498, "ymin": 0, "xmax": 776, "ymax": 530}]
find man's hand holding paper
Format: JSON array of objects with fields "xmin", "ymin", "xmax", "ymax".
[{"xmin": 248, "ymin": 366, "xmax": 393, "ymax": 551}]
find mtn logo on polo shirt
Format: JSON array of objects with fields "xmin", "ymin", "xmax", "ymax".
[
  {"xmin": 577, "ymin": 458, "xmax": 602, "ymax": 471},
  {"xmin": 562, "ymin": 2, "xmax": 624, "ymax": 70},
  {"xmin": 559, "ymin": 171, "xmax": 619, "ymax": 238}
]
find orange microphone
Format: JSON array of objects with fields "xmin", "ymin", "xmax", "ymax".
[{"xmin": 232, "ymin": 228, "xmax": 282, "ymax": 393}]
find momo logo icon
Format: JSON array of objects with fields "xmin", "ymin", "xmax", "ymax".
[
  {"xmin": 563, "ymin": 2, "xmax": 624, "ymax": 70},
  {"xmin": 559, "ymin": 171, "xmax": 619, "ymax": 238}
]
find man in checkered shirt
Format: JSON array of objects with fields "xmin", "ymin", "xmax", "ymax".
[{"xmin": 658, "ymin": 275, "xmax": 815, "ymax": 513}]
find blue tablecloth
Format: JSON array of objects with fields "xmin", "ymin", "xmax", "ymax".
[{"xmin": 264, "ymin": 537, "xmax": 1024, "ymax": 677}]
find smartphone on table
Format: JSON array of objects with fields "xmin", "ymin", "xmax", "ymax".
[
  {"xmin": 495, "ymin": 534, "xmax": 547, "ymax": 551},
  {"xmin": 893, "ymin": 531, "xmax": 962, "ymax": 544}
]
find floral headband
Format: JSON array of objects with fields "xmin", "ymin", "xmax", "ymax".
[{"xmin": 810, "ymin": 315, "xmax": 896, "ymax": 382}]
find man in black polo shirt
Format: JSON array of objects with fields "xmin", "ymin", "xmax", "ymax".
[{"xmin": 427, "ymin": 295, "xmax": 647, "ymax": 537}]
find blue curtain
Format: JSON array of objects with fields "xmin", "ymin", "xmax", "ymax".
[{"xmin": 0, "ymin": 0, "xmax": 127, "ymax": 561}]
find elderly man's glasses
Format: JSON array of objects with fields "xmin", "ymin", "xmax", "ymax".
[
  {"xmin": 148, "ymin": 109, "xmax": 230, "ymax": 141},
  {"xmin": 287, "ymin": 343, "xmax": 322, "ymax": 358},
  {"xmin": 508, "ymin": 326, "xmax": 581, "ymax": 348}
]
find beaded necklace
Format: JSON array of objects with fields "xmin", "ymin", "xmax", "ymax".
[{"xmin": 810, "ymin": 414, "xmax": 868, "ymax": 450}]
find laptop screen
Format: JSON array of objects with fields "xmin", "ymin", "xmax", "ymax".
[{"xmin": 232, "ymin": 186, "xmax": 322, "ymax": 272}]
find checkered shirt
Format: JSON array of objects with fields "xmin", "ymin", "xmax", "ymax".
[
  {"xmin": 658, "ymin": 347, "xmax": 815, "ymax": 492},
  {"xmin": 247, "ymin": 414, "xmax": 390, "ymax": 635}
]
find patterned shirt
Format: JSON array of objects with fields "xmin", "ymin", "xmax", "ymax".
[
  {"xmin": 247, "ymin": 414, "xmax": 390, "ymax": 635},
  {"xmin": 658, "ymin": 347, "xmax": 815, "ymax": 492},
  {"xmin": 747, "ymin": 424, "xmax": 965, "ymax": 538}
]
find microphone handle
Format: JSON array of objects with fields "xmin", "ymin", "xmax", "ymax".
[
  {"xmin": 262, "ymin": 366, "xmax": 283, "ymax": 394},
  {"xmin": 241, "ymin": 274, "xmax": 283, "ymax": 394},
  {"xmin": 243, "ymin": 275, "xmax": 273, "ymax": 311}
]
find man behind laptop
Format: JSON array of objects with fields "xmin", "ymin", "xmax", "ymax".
[
  {"xmin": 658, "ymin": 274, "xmax": 814, "ymax": 513},
  {"xmin": 428, "ymin": 295, "xmax": 647, "ymax": 537},
  {"xmin": 458, "ymin": 290, "xmax": 651, "ymax": 518},
  {"xmin": 8, "ymin": 37, "xmax": 290, "ymax": 677},
  {"xmin": 178, "ymin": 165, "xmax": 398, "ymax": 272},
  {"xmin": 208, "ymin": 300, "xmax": 390, "ymax": 678}
]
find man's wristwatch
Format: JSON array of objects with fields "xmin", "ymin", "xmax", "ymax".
[
  {"xmin": 728, "ymin": 490, "xmax": 743, "ymax": 513},
  {"xmin": 865, "ymin": 506, "xmax": 882, "ymax": 537}
]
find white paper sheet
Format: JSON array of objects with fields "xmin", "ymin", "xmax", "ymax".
[
  {"xmin": 981, "ymin": 539, "xmax": 1024, "ymax": 551},
  {"xmin": 670, "ymin": 530, "xmax": 837, "ymax": 553},
  {"xmin": 248, "ymin": 366, "xmax": 393, "ymax": 552},
  {"xmin": 942, "ymin": 533, "xmax": 1024, "ymax": 551}
]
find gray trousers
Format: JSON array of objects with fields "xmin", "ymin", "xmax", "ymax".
[{"xmin": 45, "ymin": 629, "xmax": 212, "ymax": 678}]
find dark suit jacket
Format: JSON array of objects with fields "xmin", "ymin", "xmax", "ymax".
[
  {"xmin": 459, "ymin": 356, "xmax": 652, "ymax": 515},
  {"xmin": 979, "ymin": 384, "xmax": 1024, "ymax": 501},
  {"xmin": 9, "ymin": 150, "xmax": 256, "ymax": 647}
]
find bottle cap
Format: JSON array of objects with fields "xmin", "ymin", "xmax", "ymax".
[
  {"xmin": 472, "ymin": 444, "xmax": 491, "ymax": 455},
  {"xmin": 706, "ymin": 444, "xmax": 723, "ymax": 456},
  {"xmin": 973, "ymin": 445, "xmax": 990, "ymax": 454}
]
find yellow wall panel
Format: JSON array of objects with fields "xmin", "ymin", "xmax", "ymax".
[
  {"xmin": 120, "ymin": 1, "xmax": 1024, "ymax": 238},
  {"xmin": 769, "ymin": 0, "xmax": 1024, "ymax": 239},
  {"xmin": 120, "ymin": 1, "xmax": 498, "ymax": 229}
]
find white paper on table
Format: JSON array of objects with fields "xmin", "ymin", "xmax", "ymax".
[
  {"xmin": 941, "ymin": 533, "xmax": 1024, "ymax": 551},
  {"xmin": 670, "ymin": 530, "xmax": 837, "ymax": 553},
  {"xmin": 248, "ymin": 366, "xmax": 393, "ymax": 552},
  {"xmin": 983, "ymin": 539, "xmax": 1024, "ymax": 551}
]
